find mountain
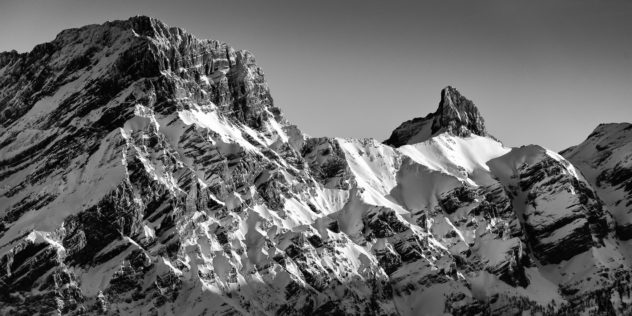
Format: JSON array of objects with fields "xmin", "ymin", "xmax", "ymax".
[
  {"xmin": 1, "ymin": 16, "xmax": 631, "ymax": 316},
  {"xmin": 384, "ymin": 86, "xmax": 487, "ymax": 147},
  {"xmin": 561, "ymin": 123, "xmax": 632, "ymax": 239}
]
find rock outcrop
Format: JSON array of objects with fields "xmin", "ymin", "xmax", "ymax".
[{"xmin": 384, "ymin": 86, "xmax": 486, "ymax": 147}]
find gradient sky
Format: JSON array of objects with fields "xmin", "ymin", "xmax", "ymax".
[{"xmin": 1, "ymin": 0, "xmax": 631, "ymax": 150}]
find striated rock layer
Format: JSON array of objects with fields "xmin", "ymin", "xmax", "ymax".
[{"xmin": 1, "ymin": 16, "xmax": 632, "ymax": 316}]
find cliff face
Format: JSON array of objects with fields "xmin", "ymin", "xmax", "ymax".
[
  {"xmin": 561, "ymin": 123, "xmax": 632, "ymax": 239},
  {"xmin": 1, "ymin": 16, "xmax": 632, "ymax": 316}
]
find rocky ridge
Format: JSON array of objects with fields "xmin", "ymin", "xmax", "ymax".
[{"xmin": 0, "ymin": 16, "xmax": 631, "ymax": 316}]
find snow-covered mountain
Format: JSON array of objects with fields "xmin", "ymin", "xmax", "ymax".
[
  {"xmin": 562, "ymin": 124, "xmax": 632, "ymax": 240},
  {"xmin": 1, "ymin": 17, "xmax": 631, "ymax": 315}
]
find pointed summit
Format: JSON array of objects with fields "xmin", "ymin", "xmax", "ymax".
[
  {"xmin": 432, "ymin": 86, "xmax": 486, "ymax": 137},
  {"xmin": 384, "ymin": 86, "xmax": 487, "ymax": 147}
]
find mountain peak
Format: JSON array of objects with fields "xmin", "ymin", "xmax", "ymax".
[
  {"xmin": 432, "ymin": 85, "xmax": 486, "ymax": 137},
  {"xmin": 0, "ymin": 16, "xmax": 284, "ymax": 131},
  {"xmin": 384, "ymin": 86, "xmax": 487, "ymax": 147}
]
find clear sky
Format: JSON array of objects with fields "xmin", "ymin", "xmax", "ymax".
[{"xmin": 1, "ymin": 0, "xmax": 631, "ymax": 150}]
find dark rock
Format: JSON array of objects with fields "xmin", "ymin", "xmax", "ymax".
[
  {"xmin": 431, "ymin": 86, "xmax": 486, "ymax": 137},
  {"xmin": 384, "ymin": 86, "xmax": 486, "ymax": 147}
]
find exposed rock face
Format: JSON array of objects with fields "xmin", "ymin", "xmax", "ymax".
[
  {"xmin": 300, "ymin": 137, "xmax": 351, "ymax": 189},
  {"xmin": 561, "ymin": 123, "xmax": 632, "ymax": 239},
  {"xmin": 384, "ymin": 86, "xmax": 486, "ymax": 147},
  {"xmin": 432, "ymin": 86, "xmax": 487, "ymax": 137},
  {"xmin": 383, "ymin": 115, "xmax": 434, "ymax": 148},
  {"xmin": 1, "ymin": 16, "xmax": 632, "ymax": 316},
  {"xmin": 489, "ymin": 145, "xmax": 612, "ymax": 264}
]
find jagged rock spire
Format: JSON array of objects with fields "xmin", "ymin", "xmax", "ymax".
[
  {"xmin": 384, "ymin": 86, "xmax": 487, "ymax": 147},
  {"xmin": 432, "ymin": 86, "xmax": 486, "ymax": 137}
]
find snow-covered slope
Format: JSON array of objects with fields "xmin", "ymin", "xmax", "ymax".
[{"xmin": 1, "ymin": 16, "xmax": 632, "ymax": 316}]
